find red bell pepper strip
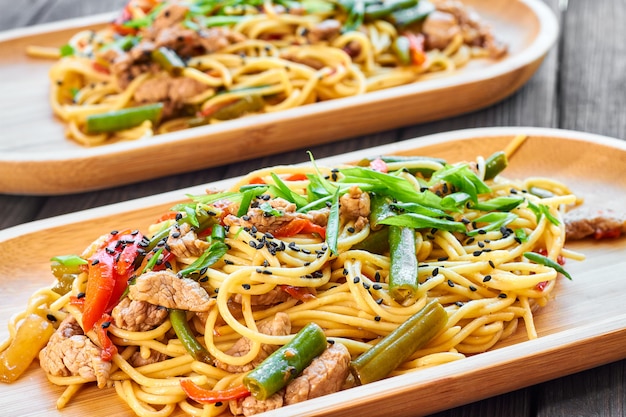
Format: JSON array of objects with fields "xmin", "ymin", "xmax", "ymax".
[
  {"xmin": 273, "ymin": 217, "xmax": 326, "ymax": 239},
  {"xmin": 180, "ymin": 379, "xmax": 250, "ymax": 404},
  {"xmin": 82, "ymin": 230, "xmax": 143, "ymax": 332},
  {"xmin": 284, "ymin": 173, "xmax": 308, "ymax": 181},
  {"xmin": 94, "ymin": 314, "xmax": 118, "ymax": 362},
  {"xmin": 248, "ymin": 176, "xmax": 267, "ymax": 185},
  {"xmin": 406, "ymin": 33, "xmax": 426, "ymax": 66},
  {"xmin": 82, "ymin": 253, "xmax": 116, "ymax": 332}
]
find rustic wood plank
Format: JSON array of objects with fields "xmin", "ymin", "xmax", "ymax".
[{"xmin": 559, "ymin": 0, "xmax": 626, "ymax": 139}]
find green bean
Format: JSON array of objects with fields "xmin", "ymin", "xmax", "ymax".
[
  {"xmin": 169, "ymin": 309, "xmax": 212, "ymax": 363},
  {"xmin": 212, "ymin": 95, "xmax": 264, "ymax": 120},
  {"xmin": 151, "ymin": 46, "xmax": 186, "ymax": 76},
  {"xmin": 369, "ymin": 193, "xmax": 395, "ymax": 229},
  {"xmin": 364, "ymin": 0, "xmax": 417, "ymax": 20},
  {"xmin": 85, "ymin": 103, "xmax": 163, "ymax": 134},
  {"xmin": 352, "ymin": 226, "xmax": 390, "ymax": 254},
  {"xmin": 483, "ymin": 151, "xmax": 508, "ymax": 180},
  {"xmin": 350, "ymin": 299, "xmax": 447, "ymax": 385},
  {"xmin": 389, "ymin": 0, "xmax": 435, "ymax": 28},
  {"xmin": 388, "ymin": 225, "xmax": 419, "ymax": 303},
  {"xmin": 243, "ymin": 322, "xmax": 327, "ymax": 400}
]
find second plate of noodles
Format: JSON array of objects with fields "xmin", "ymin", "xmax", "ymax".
[
  {"xmin": 38, "ymin": 0, "xmax": 508, "ymax": 145},
  {"xmin": 0, "ymin": 134, "xmax": 589, "ymax": 416}
]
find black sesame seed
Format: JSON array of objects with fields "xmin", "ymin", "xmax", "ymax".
[
  {"xmin": 376, "ymin": 298, "xmax": 383, "ymax": 304},
  {"xmin": 489, "ymin": 260, "xmax": 495, "ymax": 268},
  {"xmin": 483, "ymin": 275, "xmax": 492, "ymax": 282},
  {"xmin": 372, "ymin": 284, "xmax": 382, "ymax": 290},
  {"xmin": 432, "ymin": 267, "xmax": 439, "ymax": 276},
  {"xmin": 46, "ymin": 314, "xmax": 57, "ymax": 322},
  {"xmin": 242, "ymin": 284, "xmax": 251, "ymax": 290},
  {"xmin": 101, "ymin": 321, "xmax": 111, "ymax": 329},
  {"xmin": 347, "ymin": 226, "xmax": 355, "ymax": 233},
  {"xmin": 498, "ymin": 293, "xmax": 507, "ymax": 298},
  {"xmin": 469, "ymin": 285, "xmax": 477, "ymax": 291},
  {"xmin": 473, "ymin": 250, "xmax": 482, "ymax": 256},
  {"xmin": 374, "ymin": 316, "xmax": 381, "ymax": 321},
  {"xmin": 77, "ymin": 292, "xmax": 85, "ymax": 299},
  {"xmin": 447, "ymin": 279, "xmax": 455, "ymax": 287},
  {"xmin": 353, "ymin": 277, "xmax": 360, "ymax": 284},
  {"xmin": 199, "ymin": 276, "xmax": 208, "ymax": 282},
  {"xmin": 438, "ymin": 256, "xmax": 449, "ymax": 261},
  {"xmin": 91, "ymin": 259, "xmax": 100, "ymax": 265}
]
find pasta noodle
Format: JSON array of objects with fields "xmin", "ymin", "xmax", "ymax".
[
  {"xmin": 0, "ymin": 141, "xmax": 583, "ymax": 416},
  {"xmin": 30, "ymin": 0, "xmax": 507, "ymax": 145}
]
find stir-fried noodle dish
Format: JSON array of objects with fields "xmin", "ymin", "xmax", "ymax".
[
  {"xmin": 1, "ymin": 140, "xmax": 587, "ymax": 416},
  {"xmin": 30, "ymin": 0, "xmax": 507, "ymax": 145}
]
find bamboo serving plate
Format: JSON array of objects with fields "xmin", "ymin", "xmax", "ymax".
[
  {"xmin": 0, "ymin": 0, "xmax": 558, "ymax": 195},
  {"xmin": 1, "ymin": 127, "xmax": 626, "ymax": 417}
]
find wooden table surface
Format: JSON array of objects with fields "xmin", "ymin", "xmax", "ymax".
[{"xmin": 1, "ymin": 1, "xmax": 624, "ymax": 416}]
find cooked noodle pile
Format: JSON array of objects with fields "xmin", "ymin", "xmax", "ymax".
[{"xmin": 30, "ymin": 0, "xmax": 506, "ymax": 145}]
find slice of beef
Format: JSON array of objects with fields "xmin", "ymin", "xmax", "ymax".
[
  {"xmin": 284, "ymin": 342, "xmax": 351, "ymax": 405},
  {"xmin": 230, "ymin": 390, "xmax": 284, "ymax": 416},
  {"xmin": 39, "ymin": 316, "xmax": 111, "ymax": 388},
  {"xmin": 166, "ymin": 221, "xmax": 210, "ymax": 259},
  {"xmin": 223, "ymin": 197, "xmax": 329, "ymax": 236},
  {"xmin": 129, "ymin": 270, "xmax": 214, "ymax": 312},
  {"xmin": 564, "ymin": 207, "xmax": 626, "ymax": 240},
  {"xmin": 128, "ymin": 349, "xmax": 169, "ymax": 367},
  {"xmin": 215, "ymin": 312, "xmax": 291, "ymax": 373},
  {"xmin": 231, "ymin": 286, "xmax": 291, "ymax": 306},
  {"xmin": 111, "ymin": 297, "xmax": 168, "ymax": 332}
]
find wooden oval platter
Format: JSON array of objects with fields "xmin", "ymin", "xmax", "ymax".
[
  {"xmin": 0, "ymin": 0, "xmax": 558, "ymax": 195},
  {"xmin": 1, "ymin": 127, "xmax": 625, "ymax": 416}
]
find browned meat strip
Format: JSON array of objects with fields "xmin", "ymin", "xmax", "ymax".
[
  {"xmin": 166, "ymin": 222, "xmax": 210, "ymax": 258},
  {"xmin": 214, "ymin": 312, "xmax": 291, "ymax": 373},
  {"xmin": 232, "ymin": 286, "xmax": 291, "ymax": 306},
  {"xmin": 223, "ymin": 197, "xmax": 329, "ymax": 236},
  {"xmin": 129, "ymin": 270, "xmax": 214, "ymax": 312},
  {"xmin": 339, "ymin": 186, "xmax": 370, "ymax": 231},
  {"xmin": 128, "ymin": 349, "xmax": 169, "ymax": 367},
  {"xmin": 564, "ymin": 207, "xmax": 626, "ymax": 240},
  {"xmin": 132, "ymin": 73, "xmax": 208, "ymax": 118},
  {"xmin": 230, "ymin": 390, "xmax": 284, "ymax": 416},
  {"xmin": 422, "ymin": 10, "xmax": 461, "ymax": 50},
  {"xmin": 306, "ymin": 19, "xmax": 341, "ymax": 43},
  {"xmin": 425, "ymin": 1, "xmax": 507, "ymax": 57},
  {"xmin": 111, "ymin": 297, "xmax": 168, "ymax": 332},
  {"xmin": 39, "ymin": 316, "xmax": 111, "ymax": 388},
  {"xmin": 284, "ymin": 342, "xmax": 351, "ymax": 405}
]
